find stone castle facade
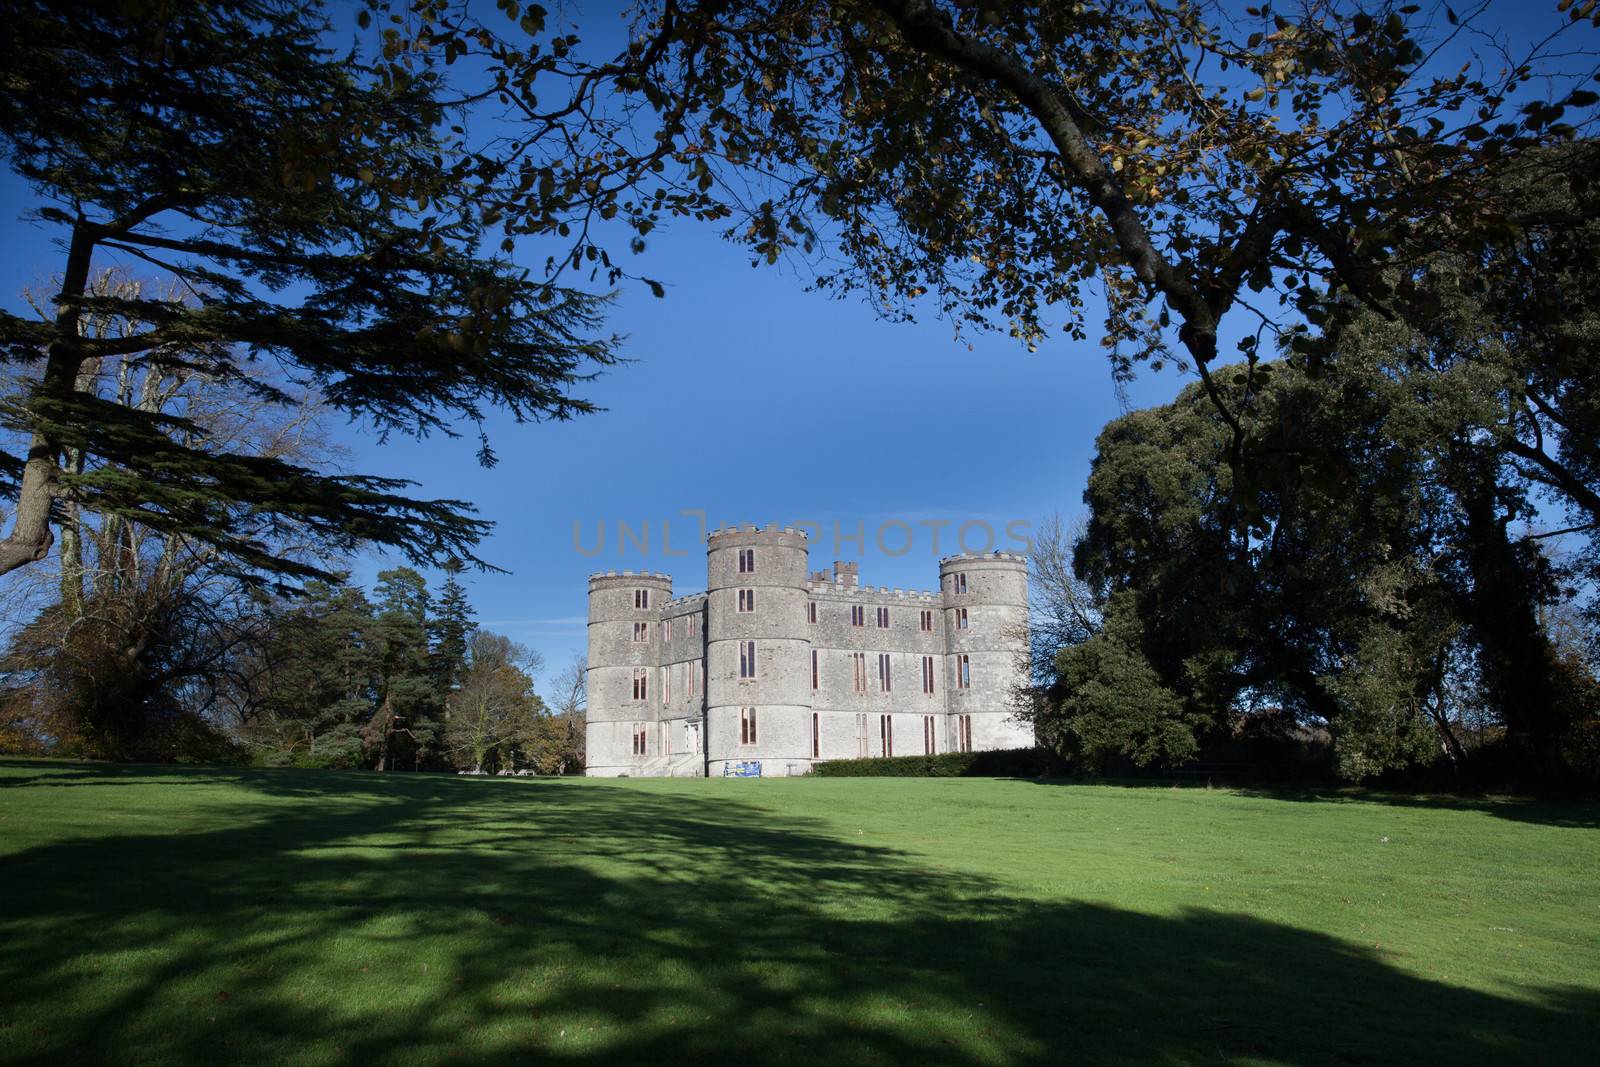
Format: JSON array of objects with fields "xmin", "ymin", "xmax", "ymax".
[{"xmin": 585, "ymin": 524, "xmax": 1033, "ymax": 776}]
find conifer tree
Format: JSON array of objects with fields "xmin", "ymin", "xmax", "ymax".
[
  {"xmin": 365, "ymin": 567, "xmax": 438, "ymax": 770},
  {"xmin": 0, "ymin": 0, "xmax": 617, "ymax": 580},
  {"xmin": 429, "ymin": 562, "xmax": 476, "ymax": 693},
  {"xmin": 248, "ymin": 581, "xmax": 379, "ymax": 767}
]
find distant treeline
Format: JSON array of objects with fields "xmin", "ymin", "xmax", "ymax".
[{"xmin": 0, "ymin": 560, "xmax": 584, "ymax": 775}]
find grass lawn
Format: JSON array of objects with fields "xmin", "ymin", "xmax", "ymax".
[{"xmin": 0, "ymin": 760, "xmax": 1595, "ymax": 1065}]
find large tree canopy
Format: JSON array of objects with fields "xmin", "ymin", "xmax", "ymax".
[
  {"xmin": 0, "ymin": 0, "xmax": 618, "ymax": 580},
  {"xmin": 1063, "ymin": 214, "xmax": 1600, "ymax": 783},
  {"xmin": 402, "ymin": 0, "xmax": 1597, "ymax": 463}
]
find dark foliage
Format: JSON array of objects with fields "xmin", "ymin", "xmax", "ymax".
[
  {"xmin": 812, "ymin": 747, "xmax": 1069, "ymax": 778},
  {"xmin": 0, "ymin": 0, "xmax": 617, "ymax": 579}
]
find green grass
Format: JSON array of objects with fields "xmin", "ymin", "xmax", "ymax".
[{"xmin": 1, "ymin": 760, "xmax": 1595, "ymax": 1065}]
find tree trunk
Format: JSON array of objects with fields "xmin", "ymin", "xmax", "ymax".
[
  {"xmin": 1457, "ymin": 470, "xmax": 1569, "ymax": 782},
  {"xmin": 0, "ymin": 221, "xmax": 98, "ymax": 576}
]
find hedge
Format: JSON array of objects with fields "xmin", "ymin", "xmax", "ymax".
[{"xmin": 810, "ymin": 747, "xmax": 1069, "ymax": 778}]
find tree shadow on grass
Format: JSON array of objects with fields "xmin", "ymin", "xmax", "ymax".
[
  {"xmin": 1, "ymin": 763, "xmax": 1593, "ymax": 1065},
  {"xmin": 1226, "ymin": 785, "xmax": 1600, "ymax": 831},
  {"xmin": 0, "ymin": 758, "xmax": 220, "ymax": 790},
  {"xmin": 1019, "ymin": 775, "xmax": 1600, "ymax": 830}
]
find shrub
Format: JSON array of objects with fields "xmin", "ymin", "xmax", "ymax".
[{"xmin": 811, "ymin": 747, "xmax": 1069, "ymax": 778}]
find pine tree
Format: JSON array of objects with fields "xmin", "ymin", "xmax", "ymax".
[
  {"xmin": 365, "ymin": 568, "xmax": 439, "ymax": 771},
  {"xmin": 429, "ymin": 562, "xmax": 476, "ymax": 694},
  {"xmin": 250, "ymin": 582, "xmax": 378, "ymax": 767}
]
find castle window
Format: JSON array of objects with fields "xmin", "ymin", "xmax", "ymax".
[
  {"xmin": 663, "ymin": 665, "xmax": 671, "ymax": 705},
  {"xmin": 808, "ymin": 601, "xmax": 818, "ymax": 624},
  {"xmin": 955, "ymin": 608, "xmax": 969, "ymax": 630},
  {"xmin": 851, "ymin": 604, "xmax": 865, "ymax": 627},
  {"xmin": 812, "ymin": 712, "xmax": 820, "ymax": 758},
  {"xmin": 690, "ymin": 661, "xmax": 701, "ymax": 699},
  {"xmin": 740, "ymin": 706, "xmax": 758, "ymax": 745},
  {"xmin": 811, "ymin": 649, "xmax": 819, "ymax": 690},
  {"xmin": 956, "ymin": 713, "xmax": 973, "ymax": 752},
  {"xmin": 739, "ymin": 640, "xmax": 758, "ymax": 679},
  {"xmin": 632, "ymin": 668, "xmax": 649, "ymax": 701},
  {"xmin": 852, "ymin": 652, "xmax": 867, "ymax": 693},
  {"xmin": 924, "ymin": 715, "xmax": 937, "ymax": 755},
  {"xmin": 633, "ymin": 621, "xmax": 649, "ymax": 642},
  {"xmin": 738, "ymin": 548, "xmax": 756, "ymax": 573},
  {"xmin": 880, "ymin": 714, "xmax": 893, "ymax": 757},
  {"xmin": 738, "ymin": 588, "xmax": 755, "ymax": 613},
  {"xmin": 957, "ymin": 655, "xmax": 971, "ymax": 689},
  {"xmin": 689, "ymin": 614, "xmax": 700, "ymax": 638},
  {"xmin": 878, "ymin": 653, "xmax": 892, "ymax": 693},
  {"xmin": 920, "ymin": 609, "xmax": 933, "ymax": 632},
  {"xmin": 663, "ymin": 721, "xmax": 671, "ymax": 756},
  {"xmin": 952, "ymin": 573, "xmax": 967, "ymax": 594},
  {"xmin": 632, "ymin": 722, "xmax": 647, "ymax": 756},
  {"xmin": 855, "ymin": 713, "xmax": 869, "ymax": 758},
  {"xmin": 922, "ymin": 655, "xmax": 935, "ymax": 695},
  {"xmin": 876, "ymin": 606, "xmax": 890, "ymax": 628},
  {"xmin": 635, "ymin": 588, "xmax": 650, "ymax": 609}
]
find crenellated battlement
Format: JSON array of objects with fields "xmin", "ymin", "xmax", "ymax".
[
  {"xmin": 938, "ymin": 552, "xmax": 1029, "ymax": 567},
  {"xmin": 707, "ymin": 523, "xmax": 809, "ymax": 549},
  {"xmin": 585, "ymin": 521, "xmax": 1034, "ymax": 777},
  {"xmin": 806, "ymin": 579, "xmax": 941, "ymax": 601},
  {"xmin": 588, "ymin": 570, "xmax": 674, "ymax": 589},
  {"xmin": 663, "ymin": 592, "xmax": 708, "ymax": 612}
]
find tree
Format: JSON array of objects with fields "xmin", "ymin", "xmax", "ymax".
[
  {"xmin": 521, "ymin": 654, "xmax": 586, "ymax": 775},
  {"xmin": 365, "ymin": 567, "xmax": 440, "ymax": 771},
  {"xmin": 1050, "ymin": 591, "xmax": 1204, "ymax": 772},
  {"xmin": 1044, "ymin": 136, "xmax": 1600, "ymax": 783},
  {"xmin": 1065, "ymin": 322, "xmax": 1597, "ymax": 781},
  {"xmin": 1008, "ymin": 513, "xmax": 1101, "ymax": 753},
  {"xmin": 0, "ymin": 570, "xmax": 256, "ymax": 763},
  {"xmin": 0, "ymin": 272, "xmax": 351, "ymax": 759},
  {"xmin": 0, "ymin": 0, "xmax": 618, "ymax": 580},
  {"xmin": 1022, "ymin": 514, "xmax": 1100, "ymax": 683},
  {"xmin": 546, "ymin": 655, "xmax": 586, "ymax": 720},
  {"xmin": 1290, "ymin": 142, "xmax": 1600, "ymax": 778},
  {"xmin": 428, "ymin": 561, "xmax": 476, "ymax": 692},
  {"xmin": 445, "ymin": 631, "xmax": 541, "ymax": 773},
  {"xmin": 403, "ymin": 0, "xmax": 1595, "ymax": 495},
  {"xmin": 234, "ymin": 581, "xmax": 379, "ymax": 767}
]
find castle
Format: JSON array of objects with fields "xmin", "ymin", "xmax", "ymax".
[{"xmin": 585, "ymin": 524, "xmax": 1033, "ymax": 776}]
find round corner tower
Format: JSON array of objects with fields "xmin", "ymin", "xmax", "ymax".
[
  {"xmin": 585, "ymin": 569, "xmax": 671, "ymax": 776},
  {"xmin": 705, "ymin": 524, "xmax": 813, "ymax": 776},
  {"xmin": 940, "ymin": 552, "xmax": 1033, "ymax": 751}
]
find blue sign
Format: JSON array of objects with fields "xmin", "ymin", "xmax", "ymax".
[{"xmin": 724, "ymin": 760, "xmax": 763, "ymax": 778}]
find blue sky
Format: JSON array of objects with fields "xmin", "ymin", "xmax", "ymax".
[
  {"xmin": 328, "ymin": 221, "xmax": 1192, "ymax": 667},
  {"xmin": 0, "ymin": 1, "xmax": 1582, "ymax": 677},
  {"xmin": 0, "ymin": 157, "xmax": 1190, "ymax": 670}
]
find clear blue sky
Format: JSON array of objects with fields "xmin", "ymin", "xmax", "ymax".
[
  {"xmin": 0, "ymin": 1, "xmax": 1578, "ymax": 677},
  {"xmin": 339, "ymin": 220, "xmax": 1193, "ymax": 668},
  {"xmin": 0, "ymin": 157, "xmax": 1190, "ymax": 671}
]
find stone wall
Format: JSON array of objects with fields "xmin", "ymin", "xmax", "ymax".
[{"xmin": 585, "ymin": 525, "xmax": 1033, "ymax": 776}]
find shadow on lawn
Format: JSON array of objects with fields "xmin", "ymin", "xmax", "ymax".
[
  {"xmin": 1270, "ymin": 788, "xmax": 1599, "ymax": 830},
  {"xmin": 2, "ymin": 763, "xmax": 1593, "ymax": 1066},
  {"xmin": 1224, "ymin": 785, "xmax": 1600, "ymax": 830},
  {"xmin": 1020, "ymin": 774, "xmax": 1600, "ymax": 831}
]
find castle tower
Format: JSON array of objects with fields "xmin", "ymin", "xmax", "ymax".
[
  {"xmin": 585, "ymin": 570, "xmax": 671, "ymax": 776},
  {"xmin": 704, "ymin": 524, "xmax": 813, "ymax": 776},
  {"xmin": 940, "ymin": 553, "xmax": 1033, "ymax": 751}
]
